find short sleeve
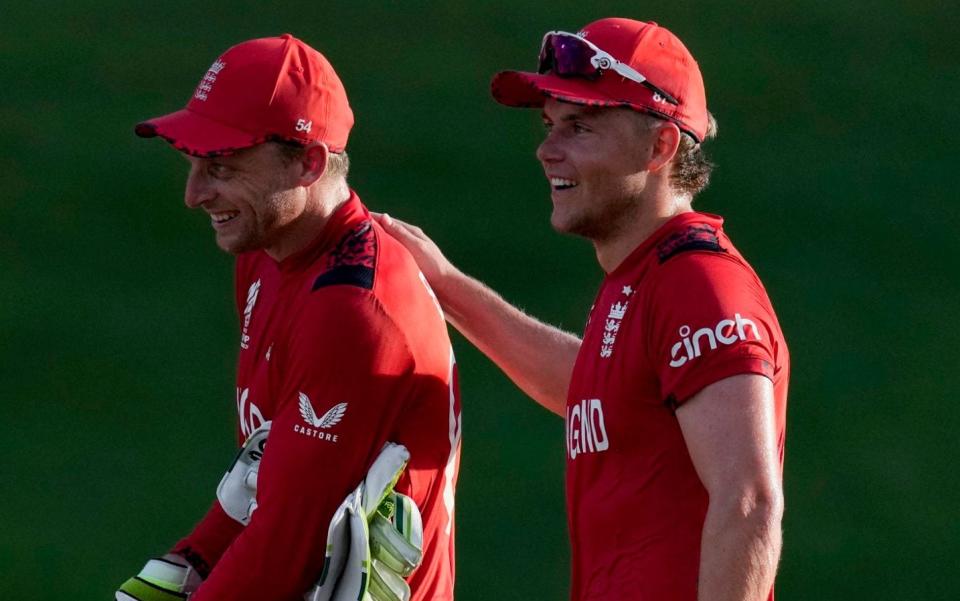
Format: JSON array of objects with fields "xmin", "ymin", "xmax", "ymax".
[{"xmin": 646, "ymin": 252, "xmax": 778, "ymax": 406}]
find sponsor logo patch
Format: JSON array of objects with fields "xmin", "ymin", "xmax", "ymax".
[
  {"xmin": 294, "ymin": 393, "xmax": 346, "ymax": 442},
  {"xmin": 669, "ymin": 313, "xmax": 761, "ymax": 368}
]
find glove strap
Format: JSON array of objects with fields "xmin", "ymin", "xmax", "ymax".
[
  {"xmin": 116, "ymin": 576, "xmax": 188, "ymax": 601},
  {"xmin": 116, "ymin": 555, "xmax": 201, "ymax": 601}
]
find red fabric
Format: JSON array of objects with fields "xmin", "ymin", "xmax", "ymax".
[
  {"xmin": 135, "ymin": 34, "xmax": 354, "ymax": 155},
  {"xmin": 491, "ymin": 18, "xmax": 709, "ymax": 141},
  {"xmin": 565, "ymin": 212, "xmax": 788, "ymax": 601},
  {"xmin": 172, "ymin": 502, "xmax": 243, "ymax": 578},
  {"xmin": 176, "ymin": 192, "xmax": 460, "ymax": 601}
]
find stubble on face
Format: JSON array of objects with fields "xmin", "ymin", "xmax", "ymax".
[
  {"xmin": 219, "ymin": 182, "xmax": 296, "ymax": 256},
  {"xmin": 540, "ymin": 103, "xmax": 657, "ymax": 244},
  {"xmin": 556, "ymin": 176, "xmax": 643, "ymax": 243},
  {"xmin": 192, "ymin": 144, "xmax": 303, "ymax": 255}
]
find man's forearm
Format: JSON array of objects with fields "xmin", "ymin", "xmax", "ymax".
[
  {"xmin": 374, "ymin": 212, "xmax": 578, "ymax": 415},
  {"xmin": 437, "ymin": 267, "xmax": 579, "ymax": 416},
  {"xmin": 697, "ymin": 494, "xmax": 783, "ymax": 601}
]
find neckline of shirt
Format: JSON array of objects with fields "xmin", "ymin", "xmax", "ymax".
[
  {"xmin": 275, "ymin": 189, "xmax": 369, "ymax": 273},
  {"xmin": 606, "ymin": 211, "xmax": 724, "ymax": 280}
]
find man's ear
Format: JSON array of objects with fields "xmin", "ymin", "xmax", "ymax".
[
  {"xmin": 646, "ymin": 122, "xmax": 681, "ymax": 173},
  {"xmin": 298, "ymin": 142, "xmax": 329, "ymax": 186}
]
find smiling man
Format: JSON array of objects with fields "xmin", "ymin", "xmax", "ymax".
[
  {"xmin": 118, "ymin": 34, "xmax": 461, "ymax": 601},
  {"xmin": 378, "ymin": 18, "xmax": 789, "ymax": 601}
]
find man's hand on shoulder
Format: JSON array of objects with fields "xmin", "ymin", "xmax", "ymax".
[
  {"xmin": 373, "ymin": 211, "xmax": 579, "ymax": 416},
  {"xmin": 372, "ymin": 213, "xmax": 458, "ymax": 301}
]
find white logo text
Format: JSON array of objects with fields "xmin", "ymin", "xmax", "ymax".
[
  {"xmin": 566, "ymin": 398, "xmax": 609, "ymax": 460},
  {"xmin": 669, "ymin": 313, "xmax": 761, "ymax": 368}
]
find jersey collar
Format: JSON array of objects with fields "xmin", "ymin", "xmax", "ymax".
[
  {"xmin": 277, "ymin": 189, "xmax": 370, "ymax": 273},
  {"xmin": 607, "ymin": 211, "xmax": 724, "ymax": 279}
]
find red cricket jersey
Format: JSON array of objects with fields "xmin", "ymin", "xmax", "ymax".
[
  {"xmin": 566, "ymin": 212, "xmax": 789, "ymax": 601},
  {"xmin": 173, "ymin": 192, "xmax": 461, "ymax": 601}
]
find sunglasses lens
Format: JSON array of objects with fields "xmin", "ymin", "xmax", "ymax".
[
  {"xmin": 537, "ymin": 37, "xmax": 553, "ymax": 74},
  {"xmin": 536, "ymin": 32, "xmax": 677, "ymax": 105},
  {"xmin": 539, "ymin": 34, "xmax": 599, "ymax": 79}
]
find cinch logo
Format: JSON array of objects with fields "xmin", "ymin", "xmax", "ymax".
[
  {"xmin": 566, "ymin": 398, "xmax": 609, "ymax": 460},
  {"xmin": 669, "ymin": 313, "xmax": 761, "ymax": 368}
]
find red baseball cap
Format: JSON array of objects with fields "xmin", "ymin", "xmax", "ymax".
[
  {"xmin": 491, "ymin": 19, "xmax": 708, "ymax": 142},
  {"xmin": 135, "ymin": 34, "xmax": 354, "ymax": 156}
]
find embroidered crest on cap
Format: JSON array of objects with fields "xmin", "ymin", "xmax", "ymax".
[{"xmin": 195, "ymin": 59, "xmax": 227, "ymax": 101}]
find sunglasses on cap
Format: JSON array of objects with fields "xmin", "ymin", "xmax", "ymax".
[{"xmin": 538, "ymin": 31, "xmax": 679, "ymax": 106}]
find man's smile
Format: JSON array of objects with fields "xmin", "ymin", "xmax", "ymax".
[
  {"xmin": 549, "ymin": 176, "xmax": 578, "ymax": 190},
  {"xmin": 210, "ymin": 210, "xmax": 241, "ymax": 227}
]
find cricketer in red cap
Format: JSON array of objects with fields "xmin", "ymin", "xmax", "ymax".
[
  {"xmin": 377, "ymin": 17, "xmax": 788, "ymax": 601},
  {"xmin": 492, "ymin": 18, "xmax": 709, "ymax": 142},
  {"xmin": 135, "ymin": 33, "xmax": 354, "ymax": 155},
  {"xmin": 120, "ymin": 34, "xmax": 461, "ymax": 601}
]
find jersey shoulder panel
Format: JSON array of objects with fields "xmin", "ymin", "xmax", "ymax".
[
  {"xmin": 644, "ymin": 247, "xmax": 771, "ymax": 344},
  {"xmin": 651, "ymin": 242, "xmax": 758, "ymax": 294},
  {"xmin": 644, "ymin": 247, "xmax": 782, "ymax": 406},
  {"xmin": 656, "ymin": 221, "xmax": 727, "ymax": 264},
  {"xmin": 312, "ymin": 220, "xmax": 378, "ymax": 291}
]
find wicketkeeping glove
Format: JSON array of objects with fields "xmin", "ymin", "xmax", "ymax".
[
  {"xmin": 214, "ymin": 427, "xmax": 424, "ymax": 601},
  {"xmin": 305, "ymin": 442, "xmax": 424, "ymax": 601},
  {"xmin": 367, "ymin": 491, "xmax": 424, "ymax": 601},
  {"xmin": 115, "ymin": 554, "xmax": 201, "ymax": 601},
  {"xmin": 217, "ymin": 421, "xmax": 271, "ymax": 525}
]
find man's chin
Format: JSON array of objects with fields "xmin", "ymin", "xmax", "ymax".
[
  {"xmin": 215, "ymin": 232, "xmax": 255, "ymax": 255},
  {"xmin": 554, "ymin": 213, "xmax": 616, "ymax": 244},
  {"xmin": 550, "ymin": 208, "xmax": 572, "ymax": 234},
  {"xmin": 551, "ymin": 209, "xmax": 589, "ymax": 238}
]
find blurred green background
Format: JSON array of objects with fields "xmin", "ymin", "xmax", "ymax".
[{"xmin": 2, "ymin": 1, "xmax": 957, "ymax": 599}]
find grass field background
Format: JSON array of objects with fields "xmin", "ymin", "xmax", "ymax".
[{"xmin": 1, "ymin": 1, "xmax": 957, "ymax": 599}]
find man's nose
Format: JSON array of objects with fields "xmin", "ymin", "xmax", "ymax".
[
  {"xmin": 536, "ymin": 133, "xmax": 564, "ymax": 164},
  {"xmin": 184, "ymin": 167, "xmax": 215, "ymax": 209}
]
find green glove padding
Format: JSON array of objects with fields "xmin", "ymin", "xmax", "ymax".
[
  {"xmin": 115, "ymin": 554, "xmax": 200, "ymax": 601},
  {"xmin": 370, "ymin": 492, "xmax": 423, "ymax": 578},
  {"xmin": 306, "ymin": 443, "xmax": 424, "ymax": 601}
]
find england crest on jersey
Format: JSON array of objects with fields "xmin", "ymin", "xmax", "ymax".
[{"xmin": 240, "ymin": 279, "xmax": 261, "ymax": 350}]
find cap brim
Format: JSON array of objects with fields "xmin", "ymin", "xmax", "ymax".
[
  {"xmin": 491, "ymin": 70, "xmax": 625, "ymax": 109},
  {"xmin": 491, "ymin": 70, "xmax": 704, "ymax": 142},
  {"xmin": 134, "ymin": 108, "xmax": 260, "ymax": 157}
]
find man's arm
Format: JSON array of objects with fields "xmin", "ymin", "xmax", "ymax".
[
  {"xmin": 676, "ymin": 374, "xmax": 784, "ymax": 601},
  {"xmin": 191, "ymin": 288, "xmax": 418, "ymax": 601},
  {"xmin": 376, "ymin": 213, "xmax": 579, "ymax": 416}
]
